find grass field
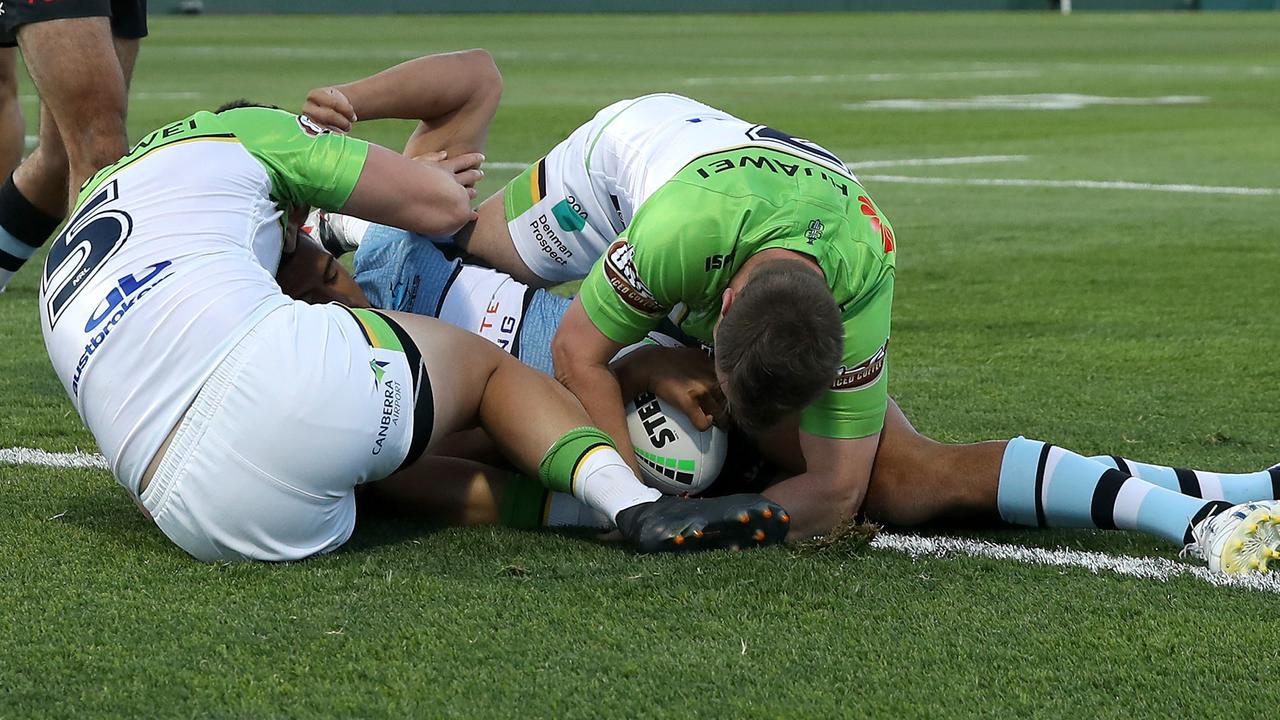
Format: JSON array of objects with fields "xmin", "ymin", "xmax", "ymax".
[{"xmin": 3, "ymin": 10, "xmax": 1280, "ymax": 717}]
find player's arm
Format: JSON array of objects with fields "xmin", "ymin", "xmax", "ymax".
[
  {"xmin": 765, "ymin": 274, "xmax": 894, "ymax": 538},
  {"xmin": 302, "ymin": 48, "xmax": 502, "ymax": 159},
  {"xmin": 551, "ymin": 297, "xmax": 639, "ymax": 475},
  {"xmin": 341, "ymin": 144, "xmax": 478, "ymax": 238},
  {"xmin": 763, "ymin": 432, "xmax": 879, "ymax": 539}
]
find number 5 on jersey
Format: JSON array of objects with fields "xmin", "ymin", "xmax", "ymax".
[{"xmin": 43, "ymin": 181, "xmax": 135, "ymax": 328}]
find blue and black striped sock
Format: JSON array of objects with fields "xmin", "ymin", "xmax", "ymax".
[
  {"xmin": 1090, "ymin": 455, "xmax": 1280, "ymax": 504},
  {"xmin": 0, "ymin": 174, "xmax": 61, "ymax": 292},
  {"xmin": 998, "ymin": 437, "xmax": 1232, "ymax": 546}
]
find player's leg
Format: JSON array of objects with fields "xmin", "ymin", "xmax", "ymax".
[
  {"xmin": 361, "ymin": 459, "xmax": 611, "ymax": 530},
  {"xmin": 17, "ymin": 16, "xmax": 130, "ymax": 198},
  {"xmin": 0, "ymin": 48, "xmax": 24, "ymax": 177},
  {"xmin": 0, "ymin": 14, "xmax": 130, "ymax": 292},
  {"xmin": 1087, "ymin": 455, "xmax": 1280, "ymax": 503},
  {"xmin": 454, "ymin": 104, "xmax": 625, "ymax": 288},
  {"xmin": 758, "ymin": 397, "xmax": 1229, "ymax": 548},
  {"xmin": 0, "ymin": 47, "xmax": 36, "ymax": 291},
  {"xmin": 365, "ymin": 307, "xmax": 786, "ymax": 549}
]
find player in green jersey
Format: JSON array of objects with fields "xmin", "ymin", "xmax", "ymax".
[
  {"xmin": 37, "ymin": 49, "xmax": 789, "ymax": 562},
  {"xmin": 291, "ymin": 56, "xmax": 1280, "ymax": 574}
]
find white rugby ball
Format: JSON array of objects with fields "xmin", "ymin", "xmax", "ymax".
[{"xmin": 625, "ymin": 390, "xmax": 727, "ymax": 496}]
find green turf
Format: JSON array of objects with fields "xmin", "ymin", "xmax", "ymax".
[{"xmin": 2, "ymin": 11, "xmax": 1279, "ymax": 718}]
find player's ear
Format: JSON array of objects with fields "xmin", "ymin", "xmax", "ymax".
[{"xmin": 719, "ymin": 287, "xmax": 735, "ymax": 320}]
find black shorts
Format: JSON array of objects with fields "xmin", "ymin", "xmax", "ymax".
[{"xmin": 0, "ymin": 0, "xmax": 148, "ymax": 48}]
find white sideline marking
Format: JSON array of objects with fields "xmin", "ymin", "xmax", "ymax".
[
  {"xmin": 19, "ymin": 91, "xmax": 203, "ymax": 102},
  {"xmin": 682, "ymin": 69, "xmax": 1039, "ymax": 86},
  {"xmin": 848, "ymin": 154, "xmax": 1028, "ymax": 170},
  {"xmin": 861, "ymin": 174, "xmax": 1280, "ymax": 197},
  {"xmin": 874, "ymin": 532, "xmax": 1280, "ymax": 595},
  {"xmin": 844, "ymin": 94, "xmax": 1207, "ymax": 111},
  {"xmin": 4, "ymin": 445, "xmax": 1278, "ymax": 592},
  {"xmin": 483, "ymin": 156, "xmax": 1028, "ymax": 173},
  {"xmin": 1, "ymin": 447, "xmax": 108, "ymax": 470}
]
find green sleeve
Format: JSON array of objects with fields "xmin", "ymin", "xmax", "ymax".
[
  {"xmin": 216, "ymin": 107, "xmax": 370, "ymax": 210},
  {"xmin": 800, "ymin": 272, "xmax": 894, "ymax": 439},
  {"xmin": 578, "ymin": 181, "xmax": 736, "ymax": 345}
]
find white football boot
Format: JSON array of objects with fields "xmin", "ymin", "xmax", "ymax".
[
  {"xmin": 303, "ymin": 209, "xmax": 369, "ymax": 258},
  {"xmin": 1188, "ymin": 500, "xmax": 1280, "ymax": 574}
]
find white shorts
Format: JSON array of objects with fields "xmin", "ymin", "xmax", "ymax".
[
  {"xmin": 501, "ymin": 94, "xmax": 758, "ymax": 284},
  {"xmin": 139, "ymin": 301, "xmax": 432, "ymax": 562},
  {"xmin": 501, "ymin": 106, "xmax": 624, "ymax": 283}
]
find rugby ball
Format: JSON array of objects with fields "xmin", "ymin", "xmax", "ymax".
[{"xmin": 625, "ymin": 390, "xmax": 727, "ymax": 496}]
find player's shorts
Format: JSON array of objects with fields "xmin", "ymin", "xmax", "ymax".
[
  {"xmin": 0, "ymin": 0, "xmax": 148, "ymax": 47},
  {"xmin": 139, "ymin": 301, "xmax": 433, "ymax": 563},
  {"xmin": 501, "ymin": 99, "xmax": 640, "ymax": 284},
  {"xmin": 352, "ymin": 221, "xmax": 569, "ymax": 375}
]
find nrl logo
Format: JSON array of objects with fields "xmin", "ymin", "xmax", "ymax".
[
  {"xmin": 297, "ymin": 114, "xmax": 331, "ymax": 137},
  {"xmin": 831, "ymin": 341, "xmax": 887, "ymax": 392},
  {"xmin": 603, "ymin": 240, "xmax": 662, "ymax": 315}
]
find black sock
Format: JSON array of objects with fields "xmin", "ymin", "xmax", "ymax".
[{"xmin": 0, "ymin": 174, "xmax": 62, "ymax": 289}]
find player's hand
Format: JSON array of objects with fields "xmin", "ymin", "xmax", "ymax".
[
  {"xmin": 615, "ymin": 493, "xmax": 790, "ymax": 553},
  {"xmin": 647, "ymin": 347, "xmax": 725, "ymax": 431},
  {"xmin": 413, "ymin": 150, "xmax": 485, "ymax": 199},
  {"xmin": 302, "ymin": 86, "xmax": 357, "ymax": 132}
]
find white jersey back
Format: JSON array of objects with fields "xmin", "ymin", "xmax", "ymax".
[
  {"xmin": 585, "ymin": 93, "xmax": 854, "ymax": 229},
  {"xmin": 40, "ymin": 140, "xmax": 291, "ymax": 493}
]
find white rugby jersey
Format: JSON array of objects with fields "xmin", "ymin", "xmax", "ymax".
[{"xmin": 40, "ymin": 108, "xmax": 369, "ymax": 494}]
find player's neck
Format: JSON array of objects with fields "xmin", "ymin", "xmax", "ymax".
[{"xmin": 728, "ymin": 248, "xmax": 824, "ymax": 294}]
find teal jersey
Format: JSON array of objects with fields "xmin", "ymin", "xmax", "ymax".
[{"xmin": 578, "ymin": 146, "xmax": 896, "ymax": 439}]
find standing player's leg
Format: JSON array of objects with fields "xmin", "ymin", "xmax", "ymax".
[
  {"xmin": 0, "ymin": 15, "xmax": 135, "ymax": 291},
  {"xmin": 17, "ymin": 17, "xmax": 129, "ymax": 198},
  {"xmin": 0, "ymin": 48, "xmax": 24, "ymax": 177}
]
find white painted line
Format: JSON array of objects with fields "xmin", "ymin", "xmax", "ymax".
[
  {"xmin": 19, "ymin": 91, "xmax": 203, "ymax": 102},
  {"xmin": 1, "ymin": 447, "xmax": 107, "ymax": 470},
  {"xmin": 861, "ymin": 174, "xmax": 1280, "ymax": 197},
  {"xmin": 874, "ymin": 532, "xmax": 1280, "ymax": 594},
  {"xmin": 1, "ymin": 445, "xmax": 1274, "ymax": 590},
  {"xmin": 848, "ymin": 154, "xmax": 1028, "ymax": 170},
  {"xmin": 845, "ymin": 94, "xmax": 1207, "ymax": 111},
  {"xmin": 682, "ymin": 69, "xmax": 1039, "ymax": 86},
  {"xmin": 484, "ymin": 162, "xmax": 531, "ymax": 171},
  {"xmin": 477, "ymin": 157, "xmax": 1030, "ymax": 173}
]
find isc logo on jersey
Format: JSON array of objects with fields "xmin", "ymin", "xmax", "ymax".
[
  {"xmin": 603, "ymin": 240, "xmax": 662, "ymax": 315},
  {"xmin": 72, "ymin": 261, "xmax": 175, "ymax": 397}
]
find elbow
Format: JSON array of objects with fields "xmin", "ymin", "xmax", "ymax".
[
  {"xmin": 458, "ymin": 48, "xmax": 503, "ymax": 103},
  {"xmin": 551, "ymin": 333, "xmax": 575, "ymax": 385}
]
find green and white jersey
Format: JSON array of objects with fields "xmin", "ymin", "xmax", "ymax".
[
  {"xmin": 501, "ymin": 94, "xmax": 895, "ymax": 439},
  {"xmin": 40, "ymin": 107, "xmax": 370, "ymax": 493},
  {"xmin": 562, "ymin": 97, "xmax": 896, "ymax": 440}
]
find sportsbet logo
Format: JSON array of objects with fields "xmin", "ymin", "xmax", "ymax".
[{"xmin": 603, "ymin": 240, "xmax": 662, "ymax": 315}]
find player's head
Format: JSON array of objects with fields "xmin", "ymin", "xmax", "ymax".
[
  {"xmin": 276, "ymin": 231, "xmax": 371, "ymax": 308},
  {"xmin": 215, "ymin": 99, "xmax": 282, "ymax": 113},
  {"xmin": 713, "ymin": 259, "xmax": 843, "ymax": 434}
]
